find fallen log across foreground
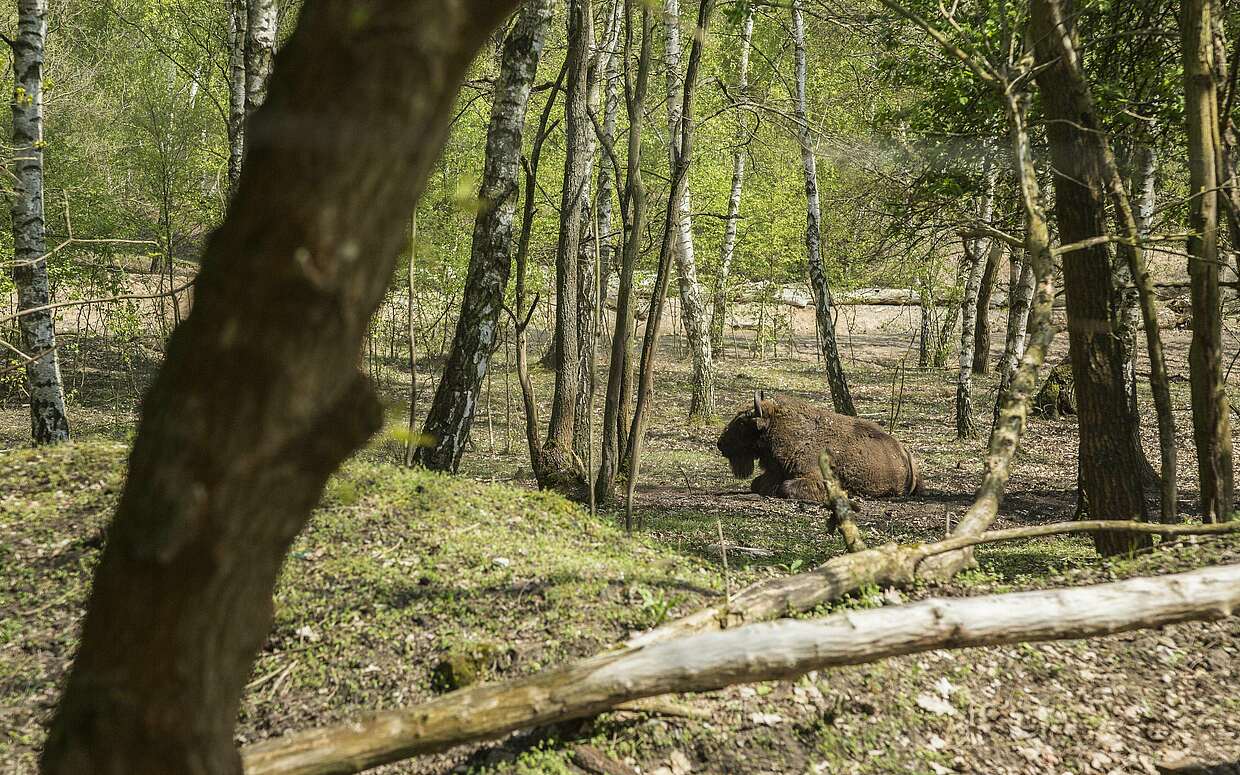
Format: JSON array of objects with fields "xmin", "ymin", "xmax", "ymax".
[{"xmin": 242, "ymin": 562, "xmax": 1240, "ymax": 775}]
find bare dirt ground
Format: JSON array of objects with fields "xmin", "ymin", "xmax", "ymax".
[{"xmin": 3, "ymin": 301, "xmax": 1240, "ymax": 774}]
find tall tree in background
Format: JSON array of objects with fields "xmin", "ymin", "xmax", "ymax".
[
  {"xmin": 542, "ymin": 0, "xmax": 594, "ymax": 496},
  {"xmin": 956, "ymin": 163, "xmax": 996, "ymax": 438},
  {"xmin": 711, "ymin": 4, "xmax": 754, "ymax": 352},
  {"xmin": 663, "ymin": 0, "xmax": 714, "ymax": 422},
  {"xmin": 1182, "ymin": 0, "xmax": 1235, "ymax": 521},
  {"xmin": 597, "ymin": 0, "xmax": 651, "ymax": 503},
  {"xmin": 416, "ymin": 0, "xmax": 553, "ymax": 473},
  {"xmin": 971, "ymin": 239, "xmax": 1001, "ymax": 374},
  {"xmin": 40, "ymin": 0, "xmax": 518, "ymax": 770},
  {"xmin": 11, "ymin": 0, "xmax": 70, "ymax": 446},
  {"xmin": 1031, "ymin": 0, "xmax": 1153, "ymax": 551},
  {"xmin": 793, "ymin": 0, "xmax": 855, "ymax": 416},
  {"xmin": 227, "ymin": 0, "xmax": 247, "ymax": 192},
  {"xmin": 623, "ymin": 0, "xmax": 714, "ymax": 525},
  {"xmin": 245, "ymin": 0, "xmax": 277, "ymax": 117}
]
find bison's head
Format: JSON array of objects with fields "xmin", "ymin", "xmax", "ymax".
[{"xmin": 717, "ymin": 391, "xmax": 774, "ymax": 478}]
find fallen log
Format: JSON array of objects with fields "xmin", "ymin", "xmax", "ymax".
[{"xmin": 242, "ymin": 564, "xmax": 1240, "ymax": 775}]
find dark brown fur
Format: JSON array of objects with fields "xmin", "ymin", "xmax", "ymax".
[{"xmin": 717, "ymin": 395, "xmax": 923, "ymax": 500}]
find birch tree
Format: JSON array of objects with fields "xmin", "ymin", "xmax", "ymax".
[
  {"xmin": 227, "ymin": 0, "xmax": 247, "ymax": 192},
  {"xmin": 10, "ymin": 0, "xmax": 70, "ymax": 445},
  {"xmin": 416, "ymin": 0, "xmax": 553, "ymax": 472},
  {"xmin": 663, "ymin": 0, "xmax": 714, "ymax": 422},
  {"xmin": 711, "ymin": 5, "xmax": 754, "ymax": 352},
  {"xmin": 957, "ymin": 163, "xmax": 995, "ymax": 439},
  {"xmin": 245, "ymin": 0, "xmax": 277, "ymax": 117},
  {"xmin": 793, "ymin": 0, "xmax": 855, "ymax": 416}
]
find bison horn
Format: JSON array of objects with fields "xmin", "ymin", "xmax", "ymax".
[{"xmin": 753, "ymin": 390, "xmax": 762, "ymax": 417}]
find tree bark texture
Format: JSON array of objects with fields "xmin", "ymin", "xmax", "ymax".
[
  {"xmin": 542, "ymin": 0, "xmax": 594, "ymax": 497},
  {"xmin": 1031, "ymin": 0, "xmax": 1152, "ymax": 552},
  {"xmin": 1182, "ymin": 0, "xmax": 1235, "ymax": 521},
  {"xmin": 242, "ymin": 564, "xmax": 1240, "ymax": 775},
  {"xmin": 571, "ymin": 0, "xmax": 603, "ymax": 466},
  {"xmin": 623, "ymin": 0, "xmax": 714, "ymax": 528},
  {"xmin": 227, "ymin": 0, "xmax": 248, "ymax": 193},
  {"xmin": 244, "ymin": 0, "xmax": 277, "ymax": 117},
  {"xmin": 993, "ymin": 252, "xmax": 1033, "ymax": 429},
  {"xmin": 1036, "ymin": 0, "xmax": 1179, "ymax": 525},
  {"xmin": 957, "ymin": 168, "xmax": 994, "ymax": 439},
  {"xmin": 971, "ymin": 239, "xmax": 1000, "ymax": 374},
  {"xmin": 416, "ymin": 0, "xmax": 552, "ymax": 472},
  {"xmin": 793, "ymin": 0, "xmax": 855, "ymax": 416},
  {"xmin": 39, "ymin": 2, "xmax": 518, "ymax": 772},
  {"xmin": 663, "ymin": 0, "xmax": 714, "ymax": 422},
  {"xmin": 11, "ymin": 0, "xmax": 69, "ymax": 446},
  {"xmin": 711, "ymin": 6, "xmax": 753, "ymax": 352},
  {"xmin": 597, "ymin": 1, "xmax": 650, "ymax": 504}
]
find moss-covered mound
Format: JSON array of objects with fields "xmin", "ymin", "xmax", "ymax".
[{"xmin": 0, "ymin": 442, "xmax": 717, "ymax": 772}]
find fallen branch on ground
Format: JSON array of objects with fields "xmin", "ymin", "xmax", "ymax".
[
  {"xmin": 241, "ymin": 564, "xmax": 1240, "ymax": 775},
  {"xmin": 818, "ymin": 451, "xmax": 868, "ymax": 553}
]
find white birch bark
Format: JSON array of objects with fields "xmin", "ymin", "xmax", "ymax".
[
  {"xmin": 663, "ymin": 0, "xmax": 714, "ymax": 421},
  {"xmin": 711, "ymin": 6, "xmax": 753, "ymax": 351},
  {"xmin": 245, "ymin": 0, "xmax": 278, "ymax": 117},
  {"xmin": 227, "ymin": 0, "xmax": 247, "ymax": 192},
  {"xmin": 956, "ymin": 160, "xmax": 996, "ymax": 439},
  {"xmin": 11, "ymin": 0, "xmax": 69, "ymax": 445},
  {"xmin": 416, "ymin": 0, "xmax": 552, "ymax": 472},
  {"xmin": 793, "ymin": 0, "xmax": 855, "ymax": 415}
]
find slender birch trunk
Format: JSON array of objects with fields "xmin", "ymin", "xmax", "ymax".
[
  {"xmin": 957, "ymin": 163, "xmax": 995, "ymax": 438},
  {"xmin": 542, "ymin": 0, "xmax": 594, "ymax": 497},
  {"xmin": 663, "ymin": 0, "xmax": 714, "ymax": 422},
  {"xmin": 1182, "ymin": 0, "xmax": 1235, "ymax": 521},
  {"xmin": 416, "ymin": 0, "xmax": 552, "ymax": 472},
  {"xmin": 11, "ymin": 0, "xmax": 69, "ymax": 445},
  {"xmin": 404, "ymin": 213, "xmax": 420, "ymax": 467},
  {"xmin": 711, "ymin": 6, "xmax": 753, "ymax": 353},
  {"xmin": 598, "ymin": 0, "xmax": 651, "ymax": 504},
  {"xmin": 227, "ymin": 0, "xmax": 247, "ymax": 193},
  {"xmin": 972, "ymin": 239, "xmax": 1001, "ymax": 374},
  {"xmin": 245, "ymin": 0, "xmax": 277, "ymax": 117},
  {"xmin": 793, "ymin": 0, "xmax": 855, "ymax": 415},
  {"xmin": 993, "ymin": 251, "xmax": 1034, "ymax": 429}
]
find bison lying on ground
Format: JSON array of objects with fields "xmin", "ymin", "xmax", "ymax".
[{"xmin": 717, "ymin": 393, "xmax": 923, "ymax": 500}]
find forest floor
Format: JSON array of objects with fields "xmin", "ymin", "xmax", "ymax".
[{"xmin": 3, "ymin": 304, "xmax": 1240, "ymax": 774}]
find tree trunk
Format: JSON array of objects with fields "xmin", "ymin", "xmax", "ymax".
[
  {"xmin": 242, "ymin": 563, "xmax": 1240, "ymax": 775},
  {"xmin": 663, "ymin": 0, "xmax": 715, "ymax": 422},
  {"xmin": 39, "ymin": 2, "xmax": 518, "ymax": 772},
  {"xmin": 541, "ymin": 0, "xmax": 594, "ymax": 498},
  {"xmin": 11, "ymin": 0, "xmax": 69, "ymax": 446},
  {"xmin": 957, "ymin": 167, "xmax": 995, "ymax": 439},
  {"xmin": 227, "ymin": 0, "xmax": 247, "ymax": 193},
  {"xmin": 571, "ymin": 3, "xmax": 604, "ymax": 467},
  {"xmin": 971, "ymin": 239, "xmax": 1000, "ymax": 374},
  {"xmin": 1031, "ymin": 0, "xmax": 1153, "ymax": 553},
  {"xmin": 597, "ymin": 1, "xmax": 647, "ymax": 505},
  {"xmin": 1182, "ymin": 0, "xmax": 1235, "ymax": 521},
  {"xmin": 244, "ymin": 0, "xmax": 277, "ymax": 117},
  {"xmin": 710, "ymin": 7, "xmax": 753, "ymax": 354},
  {"xmin": 404, "ymin": 213, "xmax": 420, "ymax": 467},
  {"xmin": 416, "ymin": 0, "xmax": 551, "ymax": 472},
  {"xmin": 622, "ymin": 0, "xmax": 713, "ymax": 528},
  {"xmin": 793, "ymin": 0, "xmax": 854, "ymax": 416},
  {"xmin": 993, "ymin": 251, "xmax": 1034, "ymax": 429}
]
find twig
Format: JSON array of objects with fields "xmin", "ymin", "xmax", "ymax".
[{"xmin": 0, "ymin": 278, "xmax": 197, "ymax": 326}]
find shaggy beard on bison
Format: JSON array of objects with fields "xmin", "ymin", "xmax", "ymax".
[{"xmin": 729, "ymin": 455, "xmax": 755, "ymax": 478}]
